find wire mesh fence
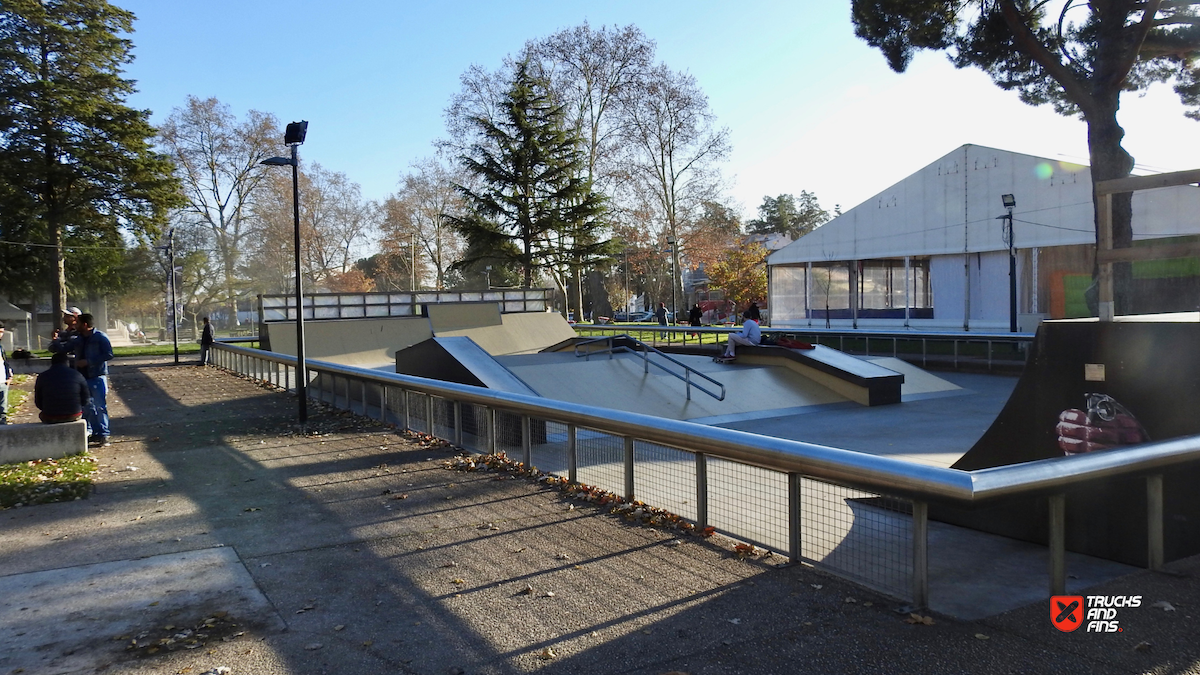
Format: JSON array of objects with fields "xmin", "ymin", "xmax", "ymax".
[
  {"xmin": 800, "ymin": 477, "xmax": 913, "ymax": 599},
  {"xmin": 707, "ymin": 458, "xmax": 791, "ymax": 553},
  {"xmin": 576, "ymin": 427, "xmax": 625, "ymax": 495},
  {"xmin": 632, "ymin": 441, "xmax": 698, "ymax": 522},
  {"xmin": 432, "ymin": 396, "xmax": 455, "ymax": 440}
]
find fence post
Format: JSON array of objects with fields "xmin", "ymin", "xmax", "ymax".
[
  {"xmin": 567, "ymin": 424, "xmax": 577, "ymax": 483},
  {"xmin": 426, "ymin": 394, "xmax": 434, "ymax": 435},
  {"xmin": 403, "ymin": 390, "xmax": 411, "ymax": 431},
  {"xmin": 487, "ymin": 408, "xmax": 497, "ymax": 455},
  {"xmin": 454, "ymin": 401, "xmax": 463, "ymax": 447},
  {"xmin": 695, "ymin": 452, "xmax": 708, "ymax": 531},
  {"xmin": 521, "ymin": 415, "xmax": 532, "ymax": 467},
  {"xmin": 624, "ymin": 436, "xmax": 635, "ymax": 502},
  {"xmin": 361, "ymin": 381, "xmax": 368, "ymax": 417},
  {"xmin": 912, "ymin": 500, "xmax": 929, "ymax": 609},
  {"xmin": 381, "ymin": 386, "xmax": 389, "ymax": 424},
  {"xmin": 788, "ymin": 472, "xmax": 802, "ymax": 563},
  {"xmin": 1049, "ymin": 493, "xmax": 1067, "ymax": 596},
  {"xmin": 1147, "ymin": 474, "xmax": 1164, "ymax": 571}
]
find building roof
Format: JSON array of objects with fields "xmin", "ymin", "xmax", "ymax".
[{"xmin": 769, "ymin": 144, "xmax": 1200, "ymax": 265}]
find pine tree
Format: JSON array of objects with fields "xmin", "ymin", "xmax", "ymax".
[
  {"xmin": 449, "ymin": 60, "xmax": 609, "ymax": 289},
  {"xmin": 0, "ymin": 0, "xmax": 180, "ymax": 311}
]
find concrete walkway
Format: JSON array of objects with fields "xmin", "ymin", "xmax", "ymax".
[{"xmin": 2, "ymin": 358, "xmax": 1199, "ymax": 674}]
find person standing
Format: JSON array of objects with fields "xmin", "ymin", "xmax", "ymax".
[
  {"xmin": 0, "ymin": 321, "xmax": 12, "ymax": 424},
  {"xmin": 74, "ymin": 313, "xmax": 114, "ymax": 446},
  {"xmin": 199, "ymin": 316, "xmax": 215, "ymax": 365},
  {"xmin": 49, "ymin": 306, "xmax": 82, "ymax": 368},
  {"xmin": 34, "ymin": 351, "xmax": 90, "ymax": 424},
  {"xmin": 655, "ymin": 302, "xmax": 668, "ymax": 326}
]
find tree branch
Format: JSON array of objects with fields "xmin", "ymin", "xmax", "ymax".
[{"xmin": 997, "ymin": 0, "xmax": 1097, "ymax": 118}]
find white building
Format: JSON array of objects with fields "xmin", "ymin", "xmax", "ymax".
[{"xmin": 767, "ymin": 144, "xmax": 1200, "ymax": 331}]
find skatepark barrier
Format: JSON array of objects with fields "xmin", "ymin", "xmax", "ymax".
[
  {"xmin": 573, "ymin": 334, "xmax": 726, "ymax": 401},
  {"xmin": 211, "ymin": 341, "xmax": 1199, "ymax": 608},
  {"xmin": 574, "ymin": 325, "xmax": 1033, "ymax": 372}
]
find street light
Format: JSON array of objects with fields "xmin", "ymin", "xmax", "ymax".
[
  {"xmin": 155, "ymin": 228, "xmax": 181, "ymax": 364},
  {"xmin": 666, "ymin": 236, "xmax": 676, "ymax": 324},
  {"xmin": 261, "ymin": 120, "xmax": 309, "ymax": 426},
  {"xmin": 998, "ymin": 193, "xmax": 1017, "ymax": 333}
]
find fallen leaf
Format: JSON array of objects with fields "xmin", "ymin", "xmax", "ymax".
[
  {"xmin": 904, "ymin": 613, "xmax": 935, "ymax": 626},
  {"xmin": 975, "ymin": 633, "xmax": 989, "ymax": 640},
  {"xmin": 811, "ymin": 584, "xmax": 822, "ymax": 590},
  {"xmin": 333, "ymin": 625, "xmax": 345, "ymax": 631},
  {"xmin": 1152, "ymin": 600, "xmax": 1176, "ymax": 612},
  {"xmin": 727, "ymin": 618, "xmax": 741, "ymax": 625},
  {"xmin": 539, "ymin": 647, "xmax": 556, "ymax": 660},
  {"xmin": 1134, "ymin": 641, "xmax": 1153, "ymax": 652}
]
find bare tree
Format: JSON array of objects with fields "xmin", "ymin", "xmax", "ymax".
[
  {"xmin": 617, "ymin": 65, "xmax": 730, "ymax": 317},
  {"xmin": 247, "ymin": 163, "xmax": 379, "ymax": 291},
  {"xmin": 158, "ymin": 96, "xmax": 283, "ymax": 327},
  {"xmin": 384, "ymin": 159, "xmax": 465, "ymax": 290}
]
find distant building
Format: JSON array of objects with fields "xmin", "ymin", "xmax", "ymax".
[{"xmin": 767, "ymin": 144, "xmax": 1200, "ymax": 331}]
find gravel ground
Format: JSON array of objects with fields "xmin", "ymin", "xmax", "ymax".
[{"xmin": 1, "ymin": 357, "xmax": 1198, "ymax": 674}]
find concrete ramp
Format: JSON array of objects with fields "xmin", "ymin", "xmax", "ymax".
[
  {"xmin": 498, "ymin": 352, "xmax": 851, "ymax": 421},
  {"xmin": 437, "ymin": 311, "xmax": 576, "ymax": 356},
  {"xmin": 395, "ymin": 337, "xmax": 538, "ymax": 396},
  {"xmin": 267, "ymin": 316, "xmax": 433, "ymax": 367}
]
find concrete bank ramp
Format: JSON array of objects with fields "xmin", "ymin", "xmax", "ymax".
[
  {"xmin": 497, "ymin": 351, "xmax": 852, "ymax": 421},
  {"xmin": 267, "ymin": 307, "xmax": 577, "ymax": 368},
  {"xmin": 395, "ymin": 337, "xmax": 538, "ymax": 396}
]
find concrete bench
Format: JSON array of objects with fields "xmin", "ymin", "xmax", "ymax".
[{"xmin": 0, "ymin": 419, "xmax": 88, "ymax": 464}]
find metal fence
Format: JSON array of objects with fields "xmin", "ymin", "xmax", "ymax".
[
  {"xmin": 574, "ymin": 325, "xmax": 1034, "ymax": 371},
  {"xmin": 258, "ymin": 289, "xmax": 553, "ymax": 322},
  {"xmin": 211, "ymin": 340, "xmax": 1193, "ymax": 606}
]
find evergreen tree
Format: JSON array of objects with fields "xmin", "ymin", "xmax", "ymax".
[
  {"xmin": 448, "ymin": 60, "xmax": 609, "ymax": 289},
  {"xmin": 0, "ymin": 0, "xmax": 180, "ymax": 311}
]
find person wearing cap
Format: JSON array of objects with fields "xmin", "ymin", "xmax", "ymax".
[
  {"xmin": 49, "ymin": 307, "xmax": 83, "ymax": 367},
  {"xmin": 0, "ymin": 321, "xmax": 12, "ymax": 424}
]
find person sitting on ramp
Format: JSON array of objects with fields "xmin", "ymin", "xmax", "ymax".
[{"xmin": 720, "ymin": 309, "xmax": 761, "ymax": 361}]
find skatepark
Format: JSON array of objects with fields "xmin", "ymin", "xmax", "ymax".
[
  {"xmin": 6, "ymin": 295, "xmax": 1200, "ymax": 674},
  {"xmin": 246, "ymin": 295, "xmax": 1200, "ymax": 615}
]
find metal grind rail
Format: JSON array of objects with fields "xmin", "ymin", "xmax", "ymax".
[
  {"xmin": 212, "ymin": 341, "xmax": 1196, "ymax": 609},
  {"xmin": 572, "ymin": 334, "xmax": 726, "ymax": 402}
]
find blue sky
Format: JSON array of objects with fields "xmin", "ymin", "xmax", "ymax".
[{"xmin": 119, "ymin": 0, "xmax": 1200, "ymax": 220}]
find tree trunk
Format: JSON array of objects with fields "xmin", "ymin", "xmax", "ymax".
[{"xmin": 1085, "ymin": 94, "xmax": 1136, "ymax": 315}]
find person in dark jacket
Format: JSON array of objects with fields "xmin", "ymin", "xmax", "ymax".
[
  {"xmin": 199, "ymin": 316, "xmax": 215, "ymax": 365},
  {"xmin": 34, "ymin": 351, "xmax": 90, "ymax": 424},
  {"xmin": 0, "ymin": 321, "xmax": 12, "ymax": 424}
]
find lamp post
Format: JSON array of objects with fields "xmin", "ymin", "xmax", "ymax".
[
  {"xmin": 156, "ymin": 228, "xmax": 180, "ymax": 364},
  {"xmin": 1000, "ymin": 193, "xmax": 1017, "ymax": 333},
  {"xmin": 666, "ymin": 236, "xmax": 676, "ymax": 324},
  {"xmin": 261, "ymin": 120, "xmax": 309, "ymax": 426}
]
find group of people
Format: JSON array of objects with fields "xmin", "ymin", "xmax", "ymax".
[{"xmin": 34, "ymin": 307, "xmax": 114, "ymax": 446}]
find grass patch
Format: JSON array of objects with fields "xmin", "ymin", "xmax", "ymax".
[
  {"xmin": 112, "ymin": 343, "xmax": 200, "ymax": 357},
  {"xmin": 0, "ymin": 452, "xmax": 97, "ymax": 508}
]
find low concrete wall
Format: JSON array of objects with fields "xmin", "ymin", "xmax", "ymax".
[{"xmin": 0, "ymin": 420, "xmax": 88, "ymax": 464}]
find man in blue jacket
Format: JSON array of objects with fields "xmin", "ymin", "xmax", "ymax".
[{"xmin": 73, "ymin": 313, "xmax": 114, "ymax": 446}]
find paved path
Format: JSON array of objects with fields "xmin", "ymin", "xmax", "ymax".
[{"xmin": 2, "ymin": 358, "xmax": 1199, "ymax": 674}]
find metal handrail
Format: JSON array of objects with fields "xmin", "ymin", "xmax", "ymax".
[
  {"xmin": 211, "ymin": 342, "xmax": 1200, "ymax": 506},
  {"xmin": 572, "ymin": 334, "xmax": 726, "ymax": 402}
]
